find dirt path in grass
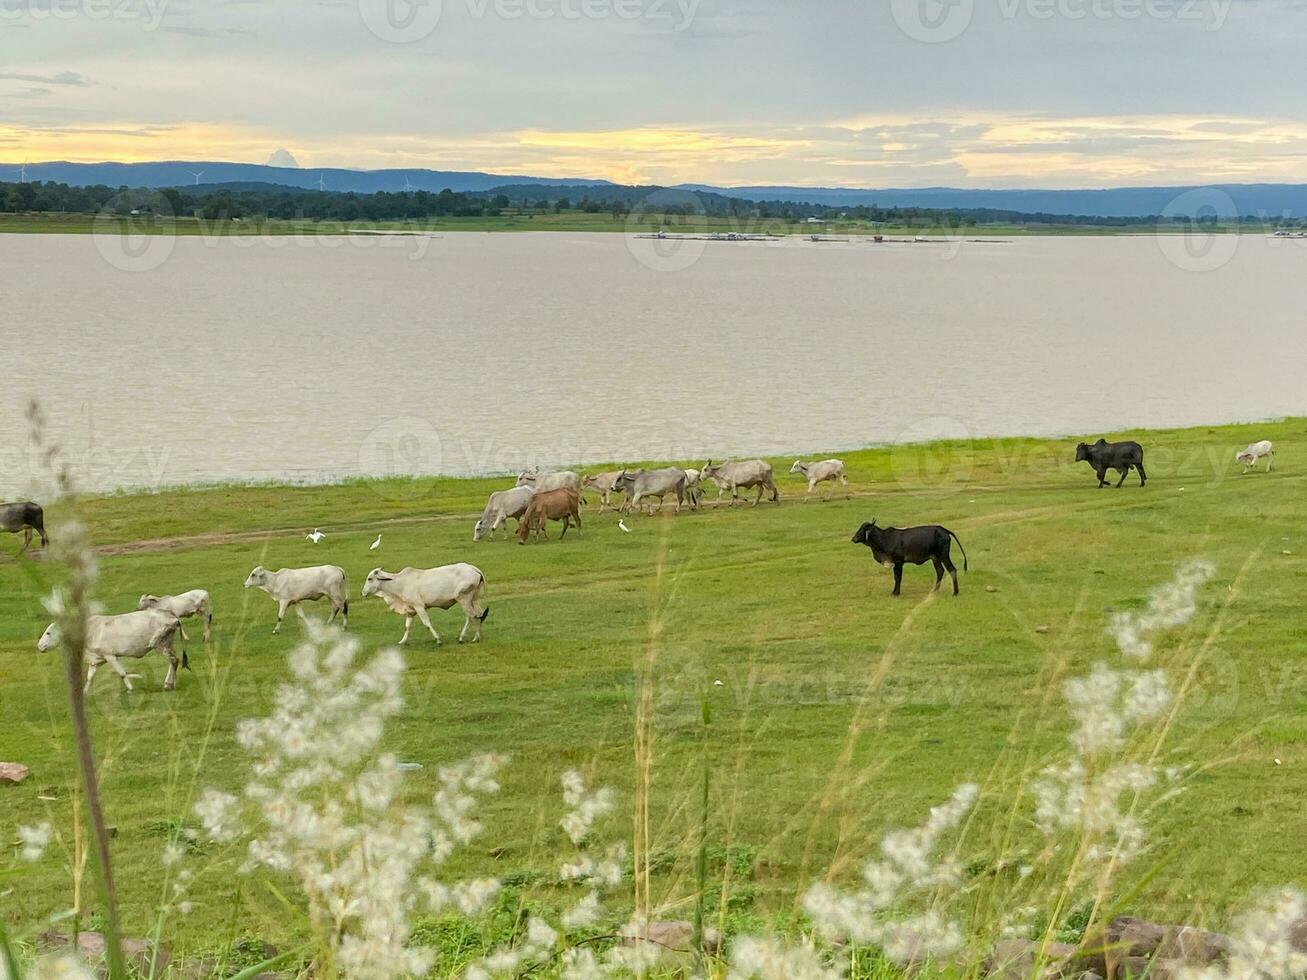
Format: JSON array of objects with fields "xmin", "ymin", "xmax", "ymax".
[{"xmin": 39, "ymin": 477, "xmax": 1222, "ymax": 560}]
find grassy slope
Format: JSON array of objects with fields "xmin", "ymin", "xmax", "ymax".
[
  {"xmin": 0, "ymin": 211, "xmax": 1193, "ymax": 237},
  {"xmin": 2, "ymin": 419, "xmax": 1306, "ymax": 955}
]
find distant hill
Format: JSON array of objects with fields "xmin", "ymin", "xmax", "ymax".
[
  {"xmin": 0, "ymin": 161, "xmax": 612, "ymax": 195},
  {"xmin": 6, "ymin": 159, "xmax": 1307, "ymax": 218},
  {"xmin": 675, "ymin": 183, "xmax": 1307, "ymax": 219}
]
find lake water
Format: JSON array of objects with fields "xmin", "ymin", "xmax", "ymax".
[{"xmin": 2, "ymin": 229, "xmax": 1304, "ymax": 496}]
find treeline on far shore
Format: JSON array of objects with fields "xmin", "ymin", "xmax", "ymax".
[{"xmin": 2, "ymin": 177, "xmax": 1305, "ymax": 230}]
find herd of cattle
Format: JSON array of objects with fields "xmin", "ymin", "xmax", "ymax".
[
  {"xmin": 474, "ymin": 458, "xmax": 812, "ymax": 542},
  {"xmin": 2, "ymin": 438, "xmax": 1277, "ymax": 693}
]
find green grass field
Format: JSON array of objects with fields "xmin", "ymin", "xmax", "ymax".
[
  {"xmin": 3, "ymin": 419, "xmax": 1306, "ymax": 963},
  {"xmin": 0, "ymin": 210, "xmax": 1225, "ymax": 238}
]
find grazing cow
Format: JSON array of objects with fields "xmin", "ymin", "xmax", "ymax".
[
  {"xmin": 38, "ymin": 609, "xmax": 187, "ymax": 692},
  {"xmin": 1236, "ymin": 440, "xmax": 1274, "ymax": 473},
  {"xmin": 243, "ymin": 565, "xmax": 348, "ymax": 634},
  {"xmin": 516, "ymin": 469, "xmax": 582, "ymax": 498},
  {"xmin": 517, "ymin": 488, "xmax": 582, "ymax": 543},
  {"xmin": 700, "ymin": 459, "xmax": 780, "ymax": 506},
  {"xmin": 581, "ymin": 471, "xmax": 626, "ymax": 513},
  {"xmin": 362, "ymin": 564, "xmax": 489, "ymax": 645},
  {"xmin": 614, "ymin": 468, "xmax": 689, "ymax": 514},
  {"xmin": 138, "ymin": 589, "xmax": 213, "ymax": 642},
  {"xmin": 474, "ymin": 486, "xmax": 535, "ymax": 541},
  {"xmin": 1075, "ymin": 439, "xmax": 1147, "ymax": 488},
  {"xmin": 790, "ymin": 459, "xmax": 848, "ymax": 501},
  {"xmin": 2, "ymin": 502, "xmax": 48, "ymax": 553},
  {"xmin": 852, "ymin": 520, "xmax": 969, "ymax": 596}
]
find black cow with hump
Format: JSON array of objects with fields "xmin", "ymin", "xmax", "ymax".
[
  {"xmin": 1075, "ymin": 439, "xmax": 1147, "ymax": 488},
  {"xmin": 1, "ymin": 501, "xmax": 47, "ymax": 553},
  {"xmin": 851, "ymin": 520, "xmax": 968, "ymax": 596}
]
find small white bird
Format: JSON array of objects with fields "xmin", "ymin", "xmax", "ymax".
[
  {"xmin": 714, "ymin": 679, "xmax": 724, "ymax": 687},
  {"xmin": 370, "ymin": 534, "xmax": 382, "ymax": 551},
  {"xmin": 618, "ymin": 521, "xmax": 631, "ymax": 533},
  {"xmin": 306, "ymin": 528, "xmax": 326, "ymax": 544}
]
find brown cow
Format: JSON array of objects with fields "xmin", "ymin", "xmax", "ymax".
[{"xmin": 517, "ymin": 488, "xmax": 582, "ymax": 544}]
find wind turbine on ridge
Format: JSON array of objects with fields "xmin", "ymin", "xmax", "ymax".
[
  {"xmin": 189, "ymin": 170, "xmax": 205, "ymax": 186},
  {"xmin": 19, "ymin": 161, "xmax": 28, "ymax": 183},
  {"xmin": 316, "ymin": 172, "xmax": 327, "ymax": 191}
]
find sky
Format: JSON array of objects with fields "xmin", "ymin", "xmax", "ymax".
[{"xmin": 1, "ymin": 0, "xmax": 1306, "ymax": 188}]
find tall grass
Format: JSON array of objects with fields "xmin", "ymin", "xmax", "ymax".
[{"xmin": 5, "ymin": 410, "xmax": 1304, "ymax": 979}]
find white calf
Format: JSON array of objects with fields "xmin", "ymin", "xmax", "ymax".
[
  {"xmin": 244, "ymin": 565, "xmax": 348, "ymax": 634},
  {"xmin": 475, "ymin": 486, "xmax": 535, "ymax": 541},
  {"xmin": 683, "ymin": 468, "xmax": 704, "ymax": 507},
  {"xmin": 362, "ymin": 564, "xmax": 488, "ymax": 645},
  {"xmin": 38, "ymin": 609, "xmax": 187, "ymax": 692},
  {"xmin": 790, "ymin": 458, "xmax": 848, "ymax": 500},
  {"xmin": 138, "ymin": 589, "xmax": 212, "ymax": 642},
  {"xmin": 1236, "ymin": 440, "xmax": 1274, "ymax": 473}
]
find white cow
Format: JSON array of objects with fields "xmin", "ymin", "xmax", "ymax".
[
  {"xmin": 243, "ymin": 565, "xmax": 348, "ymax": 634},
  {"xmin": 474, "ymin": 486, "xmax": 535, "ymax": 541},
  {"xmin": 1236, "ymin": 440, "xmax": 1274, "ymax": 473},
  {"xmin": 581, "ymin": 471, "xmax": 625, "ymax": 513},
  {"xmin": 138, "ymin": 589, "xmax": 213, "ymax": 642},
  {"xmin": 362, "ymin": 564, "xmax": 488, "ymax": 645},
  {"xmin": 38, "ymin": 609, "xmax": 187, "ymax": 692},
  {"xmin": 614, "ymin": 468, "xmax": 690, "ymax": 514},
  {"xmin": 790, "ymin": 458, "xmax": 848, "ymax": 500},
  {"xmin": 701, "ymin": 459, "xmax": 780, "ymax": 506},
  {"xmin": 516, "ymin": 469, "xmax": 582, "ymax": 499}
]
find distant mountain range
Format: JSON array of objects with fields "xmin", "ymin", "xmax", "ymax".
[
  {"xmin": 4, "ymin": 160, "xmax": 1307, "ymax": 218},
  {"xmin": 674, "ymin": 183, "xmax": 1307, "ymax": 219},
  {"xmin": 0, "ymin": 161, "xmax": 612, "ymax": 195}
]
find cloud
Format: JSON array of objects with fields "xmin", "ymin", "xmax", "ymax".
[
  {"xmin": 0, "ymin": 71, "xmax": 87, "ymax": 86},
  {"xmin": 267, "ymin": 148, "xmax": 299, "ymax": 167}
]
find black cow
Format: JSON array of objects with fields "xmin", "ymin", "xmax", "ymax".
[
  {"xmin": 851, "ymin": 520, "xmax": 968, "ymax": 596},
  {"xmin": 1075, "ymin": 439, "xmax": 1147, "ymax": 488},
  {"xmin": 1, "ymin": 501, "xmax": 48, "ymax": 553}
]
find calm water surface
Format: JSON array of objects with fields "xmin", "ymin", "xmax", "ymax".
[{"xmin": 2, "ymin": 231, "xmax": 1304, "ymax": 495}]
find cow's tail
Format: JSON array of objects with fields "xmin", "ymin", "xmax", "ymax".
[
  {"xmin": 949, "ymin": 530, "xmax": 969, "ymax": 572},
  {"xmin": 477, "ymin": 571, "xmax": 490, "ymax": 621},
  {"xmin": 158, "ymin": 618, "xmax": 190, "ymax": 670}
]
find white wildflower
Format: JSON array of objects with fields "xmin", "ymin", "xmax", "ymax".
[
  {"xmin": 41, "ymin": 587, "xmax": 67, "ymax": 617},
  {"xmin": 559, "ymin": 770, "xmax": 614, "ymax": 844},
  {"xmin": 802, "ymin": 785, "xmax": 976, "ymax": 959},
  {"xmin": 1065, "ymin": 663, "xmax": 1171, "ymax": 756},
  {"xmin": 161, "ymin": 841, "xmax": 186, "ymax": 866},
  {"xmin": 451, "ymin": 878, "xmax": 501, "ymax": 915},
  {"xmin": 562, "ymin": 890, "xmax": 602, "ymax": 929},
  {"xmin": 528, "ymin": 916, "xmax": 559, "ymax": 950},
  {"xmin": 1108, "ymin": 559, "xmax": 1215, "ymax": 660},
  {"xmin": 193, "ymin": 625, "xmax": 507, "ymax": 980},
  {"xmin": 727, "ymin": 935, "xmax": 841, "ymax": 980},
  {"xmin": 560, "ymin": 947, "xmax": 607, "ymax": 980},
  {"xmin": 605, "ymin": 940, "xmax": 664, "ymax": 978},
  {"xmin": 27, "ymin": 953, "xmax": 97, "ymax": 980},
  {"xmin": 1180, "ymin": 889, "xmax": 1307, "ymax": 980},
  {"xmin": 18, "ymin": 822, "xmax": 52, "ymax": 862},
  {"xmin": 194, "ymin": 788, "xmax": 241, "ymax": 843}
]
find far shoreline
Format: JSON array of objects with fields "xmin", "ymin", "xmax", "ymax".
[{"xmin": 0, "ymin": 211, "xmax": 1267, "ymax": 238}]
